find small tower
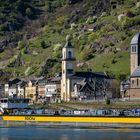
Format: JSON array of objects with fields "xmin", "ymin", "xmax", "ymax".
[
  {"xmin": 61, "ymin": 37, "xmax": 76, "ymax": 101},
  {"xmin": 130, "ymin": 33, "xmax": 140, "ymax": 74}
]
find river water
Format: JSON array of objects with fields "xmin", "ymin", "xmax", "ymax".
[{"xmin": 0, "ymin": 126, "xmax": 140, "ymax": 140}]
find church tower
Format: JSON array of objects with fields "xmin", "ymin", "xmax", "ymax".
[
  {"xmin": 61, "ymin": 38, "xmax": 76, "ymax": 101},
  {"xmin": 130, "ymin": 33, "xmax": 140, "ymax": 74}
]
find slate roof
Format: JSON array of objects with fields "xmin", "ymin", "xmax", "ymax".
[
  {"xmin": 9, "ymin": 78, "xmax": 21, "ymax": 85},
  {"xmin": 131, "ymin": 66, "xmax": 140, "ymax": 77},
  {"xmin": 76, "ymin": 79, "xmax": 95, "ymax": 92},
  {"xmin": 131, "ymin": 33, "xmax": 140, "ymax": 45},
  {"xmin": 51, "ymin": 77, "xmax": 61, "ymax": 83},
  {"xmin": 64, "ymin": 41, "xmax": 73, "ymax": 48},
  {"xmin": 121, "ymin": 79, "xmax": 130, "ymax": 85},
  {"xmin": 69, "ymin": 72, "xmax": 109, "ymax": 79}
]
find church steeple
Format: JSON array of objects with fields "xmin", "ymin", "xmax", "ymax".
[
  {"xmin": 62, "ymin": 37, "xmax": 76, "ymax": 77},
  {"xmin": 130, "ymin": 33, "xmax": 140, "ymax": 74},
  {"xmin": 61, "ymin": 36, "xmax": 76, "ymax": 101}
]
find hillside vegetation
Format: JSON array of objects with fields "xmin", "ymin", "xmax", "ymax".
[{"xmin": 0, "ymin": 0, "xmax": 140, "ymax": 82}]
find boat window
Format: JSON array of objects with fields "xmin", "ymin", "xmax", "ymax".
[
  {"xmin": 9, "ymin": 99, "xmax": 13, "ymax": 103},
  {"xmin": 0, "ymin": 100, "xmax": 3, "ymax": 103},
  {"xmin": 24, "ymin": 99, "xmax": 28, "ymax": 103},
  {"xmin": 4, "ymin": 99, "xmax": 8, "ymax": 103}
]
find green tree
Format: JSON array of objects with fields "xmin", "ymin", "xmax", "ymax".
[
  {"xmin": 41, "ymin": 41, "xmax": 49, "ymax": 49},
  {"xmin": 26, "ymin": 8, "xmax": 33, "ymax": 18}
]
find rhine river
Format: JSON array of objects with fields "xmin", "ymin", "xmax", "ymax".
[{"xmin": 0, "ymin": 126, "xmax": 140, "ymax": 140}]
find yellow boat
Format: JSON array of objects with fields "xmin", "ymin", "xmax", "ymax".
[
  {"xmin": 1, "ymin": 106, "xmax": 140, "ymax": 127},
  {"xmin": 2, "ymin": 115, "xmax": 140, "ymax": 124}
]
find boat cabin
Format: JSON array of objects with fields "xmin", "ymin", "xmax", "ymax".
[{"xmin": 0, "ymin": 98, "xmax": 30, "ymax": 109}]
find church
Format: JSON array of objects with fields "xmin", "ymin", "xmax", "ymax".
[
  {"xmin": 121, "ymin": 32, "xmax": 140, "ymax": 99},
  {"xmin": 61, "ymin": 38, "xmax": 111, "ymax": 102},
  {"xmin": 129, "ymin": 33, "xmax": 140, "ymax": 99}
]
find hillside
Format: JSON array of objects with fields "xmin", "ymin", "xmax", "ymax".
[{"xmin": 0, "ymin": 0, "xmax": 140, "ymax": 82}]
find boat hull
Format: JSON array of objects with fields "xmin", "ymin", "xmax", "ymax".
[{"xmin": 2, "ymin": 115, "xmax": 140, "ymax": 124}]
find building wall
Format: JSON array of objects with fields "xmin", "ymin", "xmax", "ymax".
[
  {"xmin": 130, "ymin": 78, "xmax": 140, "ymax": 88},
  {"xmin": 38, "ymin": 85, "xmax": 45, "ymax": 98},
  {"xmin": 4, "ymin": 84, "xmax": 9, "ymax": 97},
  {"xmin": 61, "ymin": 44, "xmax": 75, "ymax": 102},
  {"xmin": 130, "ymin": 88, "xmax": 140, "ymax": 99},
  {"xmin": 130, "ymin": 77, "xmax": 140, "ymax": 98},
  {"xmin": 61, "ymin": 60, "xmax": 76, "ymax": 101},
  {"xmin": 17, "ymin": 85, "xmax": 25, "ymax": 98},
  {"xmin": 61, "ymin": 61, "xmax": 67, "ymax": 101},
  {"xmin": 25, "ymin": 81, "xmax": 36, "ymax": 102},
  {"xmin": 45, "ymin": 83, "xmax": 60, "ymax": 97},
  {"xmin": 9, "ymin": 88, "xmax": 17, "ymax": 97},
  {"xmin": 25, "ymin": 86, "xmax": 36, "ymax": 101},
  {"xmin": 70, "ymin": 78, "xmax": 83, "ymax": 98},
  {"xmin": 131, "ymin": 54, "xmax": 138, "ymax": 74}
]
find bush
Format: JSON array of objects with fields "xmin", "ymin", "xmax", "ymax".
[
  {"xmin": 88, "ymin": 32, "xmax": 98, "ymax": 44},
  {"xmin": 122, "ymin": 16, "xmax": 140, "ymax": 28},
  {"xmin": 106, "ymin": 99, "xmax": 110, "ymax": 105},
  {"xmin": 18, "ymin": 41, "xmax": 26, "ymax": 50},
  {"xmin": 0, "ymin": 24, "xmax": 8, "ymax": 31},
  {"xmin": 81, "ymin": 48, "xmax": 95, "ymax": 61},
  {"xmin": 26, "ymin": 8, "xmax": 34, "ymax": 19},
  {"xmin": 86, "ymin": 16, "xmax": 97, "ymax": 24},
  {"xmin": 40, "ymin": 41, "xmax": 49, "ymax": 49},
  {"xmin": 126, "ymin": 11, "xmax": 135, "ymax": 18}
]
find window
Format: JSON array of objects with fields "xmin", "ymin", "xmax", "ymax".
[
  {"xmin": 67, "ymin": 69, "xmax": 73, "ymax": 74},
  {"xmin": 131, "ymin": 46, "xmax": 137, "ymax": 53},
  {"xmin": 137, "ymin": 79, "xmax": 139, "ymax": 86},
  {"xmin": 30, "ymin": 94, "xmax": 33, "ymax": 98},
  {"xmin": 68, "ymin": 51, "xmax": 72, "ymax": 59},
  {"xmin": 132, "ymin": 80, "xmax": 134, "ymax": 85}
]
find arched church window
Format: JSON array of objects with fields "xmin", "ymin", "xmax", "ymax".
[
  {"xmin": 68, "ymin": 51, "xmax": 72, "ymax": 59},
  {"xmin": 131, "ymin": 45, "xmax": 137, "ymax": 53},
  {"xmin": 132, "ymin": 80, "xmax": 134, "ymax": 85},
  {"xmin": 67, "ymin": 63, "xmax": 74, "ymax": 74},
  {"xmin": 137, "ymin": 79, "xmax": 139, "ymax": 86}
]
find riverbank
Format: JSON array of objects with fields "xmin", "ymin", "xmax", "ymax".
[{"xmin": 30, "ymin": 100, "xmax": 140, "ymax": 110}]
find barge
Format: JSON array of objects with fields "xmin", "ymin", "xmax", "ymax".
[
  {"xmin": 1, "ymin": 98, "xmax": 140, "ymax": 128},
  {"xmin": 1, "ymin": 109, "xmax": 140, "ymax": 128}
]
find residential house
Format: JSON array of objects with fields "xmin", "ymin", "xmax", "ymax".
[
  {"xmin": 46, "ymin": 77, "xmax": 61, "ymax": 103},
  {"xmin": 37, "ymin": 79, "xmax": 48, "ymax": 103},
  {"xmin": 25, "ymin": 80, "xmax": 37, "ymax": 102},
  {"xmin": 0, "ymin": 84, "xmax": 5, "ymax": 98},
  {"xmin": 4, "ymin": 78, "xmax": 26, "ymax": 98}
]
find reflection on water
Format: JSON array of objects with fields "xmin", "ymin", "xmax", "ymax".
[{"xmin": 0, "ymin": 127, "xmax": 140, "ymax": 140}]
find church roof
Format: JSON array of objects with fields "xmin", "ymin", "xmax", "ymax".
[
  {"xmin": 131, "ymin": 33, "xmax": 140, "ymax": 45},
  {"xmin": 64, "ymin": 41, "xmax": 73, "ymax": 48},
  {"xmin": 121, "ymin": 79, "xmax": 130, "ymax": 85},
  {"xmin": 76, "ymin": 79, "xmax": 94, "ymax": 92},
  {"xmin": 69, "ymin": 72, "xmax": 109, "ymax": 79},
  {"xmin": 131, "ymin": 66, "xmax": 140, "ymax": 78}
]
